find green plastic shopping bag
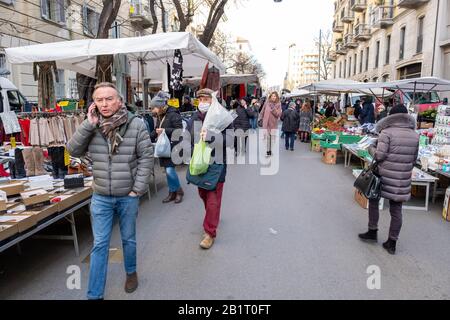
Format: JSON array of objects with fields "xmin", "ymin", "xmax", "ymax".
[{"xmin": 189, "ymin": 140, "xmax": 212, "ymax": 176}]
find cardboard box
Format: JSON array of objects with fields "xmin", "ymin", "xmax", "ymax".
[
  {"xmin": 354, "ymin": 188, "xmax": 369, "ymax": 209},
  {"xmin": 0, "ymin": 181, "xmax": 26, "ymax": 196},
  {"xmin": 57, "ymin": 187, "xmax": 92, "ymax": 212},
  {"xmin": 322, "ymin": 148, "xmax": 338, "ymax": 165},
  {"xmin": 311, "ymin": 139, "xmax": 321, "ymax": 152},
  {"xmin": 0, "ymin": 224, "xmax": 19, "ymax": 242},
  {"xmin": 20, "ymin": 189, "xmax": 51, "ymax": 210},
  {"xmin": 420, "ymin": 122, "xmax": 434, "ymax": 129},
  {"xmin": 0, "ymin": 200, "xmax": 6, "ymax": 213},
  {"xmin": 22, "ymin": 204, "xmax": 59, "ymax": 223},
  {"xmin": 0, "ymin": 214, "xmax": 37, "ymax": 233}
]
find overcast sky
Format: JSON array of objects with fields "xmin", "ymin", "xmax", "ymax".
[{"xmin": 222, "ymin": 0, "xmax": 334, "ymax": 88}]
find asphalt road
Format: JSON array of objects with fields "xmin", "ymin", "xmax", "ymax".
[{"xmin": 1, "ymin": 137, "xmax": 450, "ymax": 300}]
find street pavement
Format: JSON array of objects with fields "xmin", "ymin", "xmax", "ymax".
[{"xmin": 1, "ymin": 136, "xmax": 450, "ymax": 300}]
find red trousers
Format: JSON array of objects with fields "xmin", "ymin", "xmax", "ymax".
[{"xmin": 198, "ymin": 183, "xmax": 225, "ymax": 238}]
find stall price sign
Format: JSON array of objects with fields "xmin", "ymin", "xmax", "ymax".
[
  {"xmin": 64, "ymin": 148, "xmax": 70, "ymax": 167},
  {"xmin": 10, "ymin": 137, "xmax": 16, "ymax": 148}
]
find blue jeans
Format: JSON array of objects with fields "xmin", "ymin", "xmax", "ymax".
[
  {"xmin": 249, "ymin": 118, "xmax": 257, "ymax": 130},
  {"xmin": 87, "ymin": 193, "xmax": 140, "ymax": 300},
  {"xmin": 285, "ymin": 132, "xmax": 296, "ymax": 150},
  {"xmin": 166, "ymin": 166, "xmax": 181, "ymax": 192}
]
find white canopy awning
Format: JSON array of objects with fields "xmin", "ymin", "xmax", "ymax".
[
  {"xmin": 184, "ymin": 73, "xmax": 259, "ymax": 87},
  {"xmin": 300, "ymin": 77, "xmax": 450, "ymax": 93},
  {"xmin": 5, "ymin": 32, "xmax": 226, "ymax": 81},
  {"xmin": 284, "ymin": 89, "xmax": 316, "ymax": 99}
]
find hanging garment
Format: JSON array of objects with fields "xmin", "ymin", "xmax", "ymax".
[
  {"xmin": 33, "ymin": 61, "xmax": 58, "ymax": 109},
  {"xmin": 0, "ymin": 112, "xmax": 21, "ymax": 134},
  {"xmin": 170, "ymin": 49, "xmax": 184, "ymax": 91},
  {"xmin": 19, "ymin": 118, "xmax": 31, "ymax": 147},
  {"xmin": 39, "ymin": 118, "xmax": 54, "ymax": 147},
  {"xmin": 57, "ymin": 116, "xmax": 67, "ymax": 143},
  {"xmin": 29, "ymin": 118, "xmax": 41, "ymax": 146},
  {"xmin": 205, "ymin": 66, "xmax": 221, "ymax": 92},
  {"xmin": 63, "ymin": 117, "xmax": 74, "ymax": 142}
]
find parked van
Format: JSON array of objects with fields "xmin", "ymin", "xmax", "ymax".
[{"xmin": 0, "ymin": 77, "xmax": 32, "ymax": 113}]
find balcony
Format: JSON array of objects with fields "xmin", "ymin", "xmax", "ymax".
[
  {"xmin": 344, "ymin": 33, "xmax": 358, "ymax": 48},
  {"xmin": 398, "ymin": 0, "xmax": 430, "ymax": 9},
  {"xmin": 327, "ymin": 51, "xmax": 337, "ymax": 62},
  {"xmin": 354, "ymin": 23, "xmax": 371, "ymax": 41},
  {"xmin": 336, "ymin": 42, "xmax": 348, "ymax": 55},
  {"xmin": 341, "ymin": 10, "xmax": 355, "ymax": 23},
  {"xmin": 333, "ymin": 21, "xmax": 344, "ymax": 33},
  {"xmin": 129, "ymin": 0, "xmax": 153, "ymax": 29},
  {"xmin": 351, "ymin": 0, "xmax": 367, "ymax": 12},
  {"xmin": 371, "ymin": 6, "xmax": 394, "ymax": 29}
]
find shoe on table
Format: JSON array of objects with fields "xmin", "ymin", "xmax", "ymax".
[
  {"xmin": 125, "ymin": 272, "xmax": 138, "ymax": 293},
  {"xmin": 200, "ymin": 234, "xmax": 215, "ymax": 250}
]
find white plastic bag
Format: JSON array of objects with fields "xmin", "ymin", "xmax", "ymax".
[
  {"xmin": 203, "ymin": 93, "xmax": 236, "ymax": 134},
  {"xmin": 154, "ymin": 131, "xmax": 171, "ymax": 158}
]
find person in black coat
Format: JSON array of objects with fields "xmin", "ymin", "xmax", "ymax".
[
  {"xmin": 150, "ymin": 91, "xmax": 184, "ymax": 204},
  {"xmin": 180, "ymin": 96, "xmax": 194, "ymax": 113},
  {"xmin": 325, "ymin": 102, "xmax": 337, "ymax": 118},
  {"xmin": 359, "ymin": 97, "xmax": 375, "ymax": 125},
  {"xmin": 233, "ymin": 97, "xmax": 256, "ymax": 155},
  {"xmin": 281, "ymin": 102, "xmax": 300, "ymax": 151}
]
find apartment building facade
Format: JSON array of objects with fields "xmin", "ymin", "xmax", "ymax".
[
  {"xmin": 0, "ymin": 0, "xmax": 166, "ymax": 102},
  {"xmin": 328, "ymin": 0, "xmax": 450, "ymax": 96},
  {"xmin": 285, "ymin": 46, "xmax": 320, "ymax": 91}
]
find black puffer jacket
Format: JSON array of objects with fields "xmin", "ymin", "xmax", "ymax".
[
  {"xmin": 233, "ymin": 105, "xmax": 256, "ymax": 131},
  {"xmin": 150, "ymin": 107, "xmax": 183, "ymax": 168},
  {"xmin": 281, "ymin": 108, "xmax": 300, "ymax": 133}
]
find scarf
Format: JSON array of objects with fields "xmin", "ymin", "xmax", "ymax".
[{"xmin": 99, "ymin": 105, "xmax": 128, "ymax": 154}]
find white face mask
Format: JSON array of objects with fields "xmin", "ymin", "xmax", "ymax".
[{"xmin": 198, "ymin": 103, "xmax": 210, "ymax": 113}]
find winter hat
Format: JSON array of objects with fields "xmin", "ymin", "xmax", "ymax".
[
  {"xmin": 150, "ymin": 91, "xmax": 170, "ymax": 108},
  {"xmin": 289, "ymin": 102, "xmax": 296, "ymax": 109},
  {"xmin": 389, "ymin": 104, "xmax": 408, "ymax": 115}
]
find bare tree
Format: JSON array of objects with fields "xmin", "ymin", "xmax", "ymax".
[
  {"xmin": 95, "ymin": 0, "xmax": 122, "ymax": 83},
  {"xmin": 229, "ymin": 52, "xmax": 265, "ymax": 79},
  {"xmin": 199, "ymin": 0, "xmax": 228, "ymax": 47},
  {"xmin": 314, "ymin": 30, "xmax": 333, "ymax": 81},
  {"xmin": 150, "ymin": 0, "xmax": 159, "ymax": 34}
]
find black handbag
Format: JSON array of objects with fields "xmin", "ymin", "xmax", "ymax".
[
  {"xmin": 354, "ymin": 161, "xmax": 382, "ymax": 200},
  {"xmin": 186, "ymin": 163, "xmax": 224, "ymax": 191}
]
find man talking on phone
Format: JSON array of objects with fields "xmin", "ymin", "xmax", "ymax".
[{"xmin": 67, "ymin": 82, "xmax": 153, "ymax": 300}]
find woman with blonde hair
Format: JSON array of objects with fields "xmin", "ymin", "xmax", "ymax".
[
  {"xmin": 258, "ymin": 92, "xmax": 282, "ymax": 156},
  {"xmin": 298, "ymin": 102, "xmax": 314, "ymax": 143}
]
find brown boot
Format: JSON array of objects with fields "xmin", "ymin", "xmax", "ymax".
[
  {"xmin": 200, "ymin": 233, "xmax": 215, "ymax": 250},
  {"xmin": 162, "ymin": 192, "xmax": 176, "ymax": 203},
  {"xmin": 33, "ymin": 147, "xmax": 47, "ymax": 176},
  {"xmin": 124, "ymin": 272, "xmax": 138, "ymax": 293},
  {"xmin": 22, "ymin": 148, "xmax": 35, "ymax": 176},
  {"xmin": 174, "ymin": 188, "xmax": 184, "ymax": 204}
]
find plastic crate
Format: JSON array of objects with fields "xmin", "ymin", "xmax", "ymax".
[
  {"xmin": 339, "ymin": 135, "xmax": 363, "ymax": 145},
  {"xmin": 320, "ymin": 141, "xmax": 341, "ymax": 150}
]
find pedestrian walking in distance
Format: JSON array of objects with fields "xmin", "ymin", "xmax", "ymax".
[
  {"xmin": 359, "ymin": 104, "xmax": 419, "ymax": 255},
  {"xmin": 281, "ymin": 101, "xmax": 300, "ymax": 151},
  {"xmin": 150, "ymin": 91, "xmax": 185, "ymax": 204},
  {"xmin": 67, "ymin": 82, "xmax": 153, "ymax": 300},
  {"xmin": 187, "ymin": 88, "xmax": 233, "ymax": 250},
  {"xmin": 298, "ymin": 102, "xmax": 314, "ymax": 143},
  {"xmin": 259, "ymin": 92, "xmax": 282, "ymax": 157},
  {"xmin": 233, "ymin": 97, "xmax": 256, "ymax": 156}
]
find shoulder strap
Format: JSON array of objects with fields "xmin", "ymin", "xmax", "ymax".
[{"xmin": 159, "ymin": 115, "xmax": 167, "ymax": 129}]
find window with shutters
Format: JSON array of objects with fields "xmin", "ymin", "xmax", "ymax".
[
  {"xmin": 399, "ymin": 26, "xmax": 406, "ymax": 60},
  {"xmin": 417, "ymin": 16, "xmax": 424, "ymax": 54},
  {"xmin": 40, "ymin": 0, "xmax": 66, "ymax": 25},
  {"xmin": 83, "ymin": 4, "xmax": 100, "ymax": 37}
]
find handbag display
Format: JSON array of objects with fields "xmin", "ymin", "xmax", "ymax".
[
  {"xmin": 354, "ymin": 161, "xmax": 382, "ymax": 200},
  {"xmin": 186, "ymin": 163, "xmax": 224, "ymax": 191}
]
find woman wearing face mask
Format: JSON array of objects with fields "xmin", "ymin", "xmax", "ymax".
[
  {"xmin": 187, "ymin": 88, "xmax": 234, "ymax": 250},
  {"xmin": 258, "ymin": 91, "xmax": 282, "ymax": 157}
]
